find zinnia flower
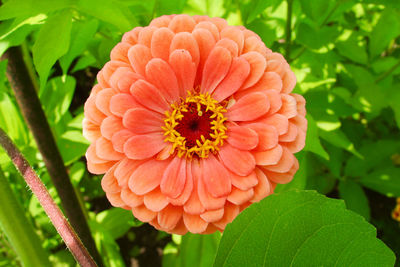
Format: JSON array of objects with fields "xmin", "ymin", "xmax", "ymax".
[{"xmin": 83, "ymin": 14, "xmax": 307, "ymax": 234}]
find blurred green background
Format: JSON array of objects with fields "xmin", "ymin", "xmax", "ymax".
[{"xmin": 0, "ymin": 0, "xmax": 400, "ymax": 266}]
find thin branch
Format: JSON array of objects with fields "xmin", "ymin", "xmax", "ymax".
[
  {"xmin": 375, "ymin": 59, "xmax": 400, "ymax": 83},
  {"xmin": 0, "ymin": 128, "xmax": 97, "ymax": 267},
  {"xmin": 1, "ymin": 46, "xmax": 103, "ymax": 266}
]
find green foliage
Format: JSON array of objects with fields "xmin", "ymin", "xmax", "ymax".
[{"xmin": 214, "ymin": 190, "xmax": 395, "ymax": 267}]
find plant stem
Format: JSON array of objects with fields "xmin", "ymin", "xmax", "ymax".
[
  {"xmin": 0, "ymin": 128, "xmax": 97, "ymax": 267},
  {"xmin": 375, "ymin": 59, "xmax": 400, "ymax": 83},
  {"xmin": 0, "ymin": 168, "xmax": 51, "ymax": 267},
  {"xmin": 1, "ymin": 46, "xmax": 103, "ymax": 266},
  {"xmin": 285, "ymin": 0, "xmax": 294, "ymax": 59}
]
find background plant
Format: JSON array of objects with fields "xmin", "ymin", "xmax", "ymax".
[{"xmin": 0, "ymin": 0, "xmax": 399, "ymax": 266}]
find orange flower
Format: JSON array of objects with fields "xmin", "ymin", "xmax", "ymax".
[{"xmin": 83, "ymin": 15, "xmax": 307, "ymax": 234}]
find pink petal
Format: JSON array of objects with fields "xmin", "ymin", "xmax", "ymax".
[
  {"xmin": 282, "ymin": 68, "xmax": 296, "ymax": 93},
  {"xmin": 123, "ymin": 108, "xmax": 163, "ymax": 134},
  {"xmin": 192, "ymin": 28, "xmax": 216, "ymax": 85},
  {"xmin": 195, "ymin": 161, "xmax": 226, "ymax": 210},
  {"xmin": 279, "ymin": 122, "xmax": 298, "ymax": 142},
  {"xmin": 219, "ymin": 144, "xmax": 255, "ymax": 176},
  {"xmin": 169, "ymin": 14, "xmax": 196, "ymax": 33},
  {"xmin": 184, "ymin": 161, "xmax": 206, "ymax": 214},
  {"xmin": 226, "ymin": 125, "xmax": 258, "ymax": 150},
  {"xmin": 120, "ymin": 187, "xmax": 143, "ymax": 208},
  {"xmin": 128, "ymin": 44, "xmax": 152, "ymax": 77},
  {"xmin": 128, "ymin": 159, "xmax": 170, "ymax": 195},
  {"xmin": 216, "ymin": 38, "xmax": 239, "ymax": 57},
  {"xmin": 227, "ymin": 187, "xmax": 254, "ymax": 205},
  {"xmin": 124, "ymin": 133, "xmax": 166, "ymax": 160},
  {"xmin": 161, "ymin": 156, "xmax": 187, "ymax": 199},
  {"xmin": 149, "ymin": 15, "xmax": 171, "ymax": 28},
  {"xmin": 265, "ymin": 89, "xmax": 283, "ymax": 114},
  {"xmin": 96, "ymin": 137, "xmax": 124, "ymax": 161},
  {"xmin": 130, "ymin": 79, "xmax": 170, "ymax": 114},
  {"xmin": 100, "ymin": 116, "xmax": 123, "ymax": 140},
  {"xmin": 82, "ymin": 118, "xmax": 101, "ymax": 142},
  {"xmin": 183, "ymin": 214, "xmax": 208, "ymax": 233},
  {"xmin": 169, "ymin": 161, "xmax": 193, "ymax": 206},
  {"xmin": 213, "ymin": 202, "xmax": 239, "ymax": 229},
  {"xmin": 110, "ymin": 93, "xmax": 140, "ymax": 117},
  {"xmin": 194, "ymin": 21, "xmax": 219, "ymax": 41},
  {"xmin": 138, "ymin": 26, "xmax": 157, "ymax": 48},
  {"xmin": 111, "ymin": 129, "xmax": 134, "ymax": 153},
  {"xmin": 158, "ymin": 205, "xmax": 182, "ymax": 230},
  {"xmin": 226, "ymin": 92, "xmax": 269, "ymax": 121},
  {"xmin": 102, "ymin": 61, "xmax": 129, "ymax": 82},
  {"xmin": 231, "ymin": 171, "xmax": 258, "ymax": 191},
  {"xmin": 122, "ymin": 27, "xmax": 142, "ymax": 45},
  {"xmin": 212, "ymin": 57, "xmax": 250, "ymax": 102},
  {"xmin": 293, "ymin": 93, "xmax": 306, "ymax": 116},
  {"xmin": 101, "ymin": 163, "xmax": 120, "ymax": 194},
  {"xmin": 239, "ymin": 72, "xmax": 282, "ymax": 95},
  {"xmin": 151, "ymin": 27, "xmax": 175, "ymax": 61},
  {"xmin": 145, "ymin": 58, "xmax": 180, "ymax": 103},
  {"xmin": 170, "ymin": 32, "xmax": 200, "ymax": 67},
  {"xmin": 284, "ymin": 129, "xmax": 306, "ymax": 153},
  {"xmin": 210, "ymin": 17, "xmax": 228, "ymax": 31},
  {"xmin": 261, "ymin": 114, "xmax": 289, "ymax": 135},
  {"xmin": 245, "ymin": 123, "xmax": 278, "ymax": 151},
  {"xmin": 87, "ymin": 160, "xmax": 115, "ymax": 175},
  {"xmin": 84, "ymin": 96, "xmax": 106, "ymax": 125},
  {"xmin": 200, "ymin": 209, "xmax": 224, "ymax": 223},
  {"xmin": 279, "ymin": 94, "xmax": 297, "ymax": 118},
  {"xmin": 251, "ymin": 168, "xmax": 271, "ymax": 202},
  {"xmin": 240, "ymin": 52, "xmax": 267, "ymax": 89},
  {"xmin": 220, "ymin": 26, "xmax": 244, "ymax": 54},
  {"xmin": 264, "ymin": 156, "xmax": 299, "ymax": 184},
  {"xmin": 157, "ymin": 144, "xmax": 172, "ymax": 161},
  {"xmin": 201, "ymin": 154, "xmax": 232, "ymax": 198},
  {"xmin": 110, "ymin": 42, "xmax": 131, "ymax": 63},
  {"xmin": 291, "ymin": 115, "xmax": 307, "ymax": 132},
  {"xmin": 106, "ymin": 192, "xmax": 125, "ymax": 208},
  {"xmin": 132, "ymin": 205, "xmax": 157, "ymax": 222},
  {"xmin": 254, "ymin": 144, "xmax": 283, "ymax": 166},
  {"xmin": 114, "ymin": 158, "xmax": 142, "ymax": 187},
  {"xmin": 243, "ymin": 36, "xmax": 267, "ymax": 56},
  {"xmin": 144, "ymin": 188, "xmax": 169, "ymax": 212},
  {"xmin": 169, "ymin": 49, "xmax": 196, "ymax": 97},
  {"xmin": 262, "ymin": 147, "xmax": 295, "ymax": 173},
  {"xmin": 116, "ymin": 70, "xmax": 142, "ymax": 94},
  {"xmin": 201, "ymin": 46, "xmax": 232, "ymax": 94}
]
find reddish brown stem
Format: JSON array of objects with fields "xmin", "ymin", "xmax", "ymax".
[
  {"xmin": 0, "ymin": 128, "xmax": 97, "ymax": 267},
  {"xmin": 2, "ymin": 46, "xmax": 103, "ymax": 266}
]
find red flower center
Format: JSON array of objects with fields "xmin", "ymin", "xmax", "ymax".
[{"xmin": 175, "ymin": 103, "xmax": 213, "ymax": 148}]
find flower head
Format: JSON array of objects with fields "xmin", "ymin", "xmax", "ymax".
[{"xmin": 83, "ymin": 14, "xmax": 307, "ymax": 234}]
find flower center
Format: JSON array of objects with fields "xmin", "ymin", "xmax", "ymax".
[{"xmin": 162, "ymin": 92, "xmax": 228, "ymax": 159}]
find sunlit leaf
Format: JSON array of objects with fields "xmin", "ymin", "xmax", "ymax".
[
  {"xmin": 214, "ymin": 190, "xmax": 395, "ymax": 267},
  {"xmin": 339, "ymin": 180, "xmax": 370, "ymax": 220}
]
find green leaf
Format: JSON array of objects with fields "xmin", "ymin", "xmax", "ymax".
[
  {"xmin": 179, "ymin": 233, "xmax": 221, "ymax": 267},
  {"xmin": 59, "ymin": 19, "xmax": 98, "ymax": 73},
  {"xmin": 0, "ymin": 169, "xmax": 51, "ymax": 267},
  {"xmin": 296, "ymin": 23, "xmax": 340, "ymax": 50},
  {"xmin": 390, "ymin": 84, "xmax": 400, "ymax": 129},
  {"xmin": 39, "ymin": 75, "xmax": 76, "ymax": 124},
  {"xmin": 319, "ymin": 128, "xmax": 362, "ymax": 158},
  {"xmin": 339, "ymin": 180, "xmax": 370, "ymax": 220},
  {"xmin": 336, "ymin": 34, "xmax": 368, "ymax": 64},
  {"xmin": 96, "ymin": 208, "xmax": 141, "ymax": 240},
  {"xmin": 32, "ymin": 10, "xmax": 72, "ymax": 89},
  {"xmin": 76, "ymin": 0, "xmax": 136, "ymax": 32},
  {"xmin": 56, "ymin": 130, "xmax": 89, "ymax": 165},
  {"xmin": 369, "ymin": 8, "xmax": 400, "ymax": 58},
  {"xmin": 360, "ymin": 167, "xmax": 400, "ymax": 197},
  {"xmin": 244, "ymin": 0, "xmax": 271, "ymax": 24},
  {"xmin": 0, "ymin": 0, "xmax": 72, "ymax": 20},
  {"xmin": 298, "ymin": 0, "xmax": 336, "ymax": 25},
  {"xmin": 214, "ymin": 190, "xmax": 395, "ymax": 267},
  {"xmin": 156, "ymin": 0, "xmax": 188, "ymax": 15},
  {"xmin": 303, "ymin": 114, "xmax": 329, "ymax": 160}
]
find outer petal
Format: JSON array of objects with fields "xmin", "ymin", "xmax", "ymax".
[
  {"xmin": 123, "ymin": 108, "xmax": 163, "ymax": 134},
  {"xmin": 219, "ymin": 144, "xmax": 255, "ymax": 176},
  {"xmin": 130, "ymin": 80, "xmax": 170, "ymax": 114},
  {"xmin": 226, "ymin": 125, "xmax": 258, "ymax": 151},
  {"xmin": 128, "ymin": 44, "xmax": 152, "ymax": 77},
  {"xmin": 124, "ymin": 133, "xmax": 166, "ymax": 160},
  {"xmin": 240, "ymin": 52, "xmax": 267, "ymax": 89},
  {"xmin": 128, "ymin": 159, "xmax": 170, "ymax": 195},
  {"xmin": 226, "ymin": 92, "xmax": 269, "ymax": 121},
  {"xmin": 151, "ymin": 27, "xmax": 175, "ymax": 61}
]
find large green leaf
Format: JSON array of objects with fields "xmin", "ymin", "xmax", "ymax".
[
  {"xmin": 0, "ymin": 0, "xmax": 72, "ymax": 20},
  {"xmin": 32, "ymin": 10, "xmax": 72, "ymax": 89},
  {"xmin": 303, "ymin": 114, "xmax": 329, "ymax": 160},
  {"xmin": 96, "ymin": 208, "xmax": 141, "ymax": 240},
  {"xmin": 214, "ymin": 190, "xmax": 395, "ymax": 267}
]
